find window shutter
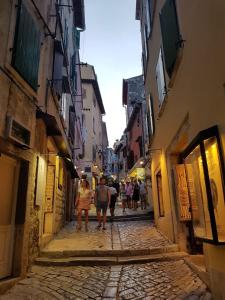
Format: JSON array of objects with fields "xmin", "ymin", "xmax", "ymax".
[
  {"xmin": 75, "ymin": 29, "xmax": 80, "ymax": 49},
  {"xmin": 159, "ymin": 0, "xmax": 180, "ymax": 77},
  {"xmin": 156, "ymin": 49, "xmax": 166, "ymax": 106},
  {"xmin": 69, "ymin": 106, "xmax": 75, "ymax": 144},
  {"xmin": 53, "ymin": 40, "xmax": 64, "ymax": 98},
  {"xmin": 12, "ymin": 1, "xmax": 41, "ymax": 90}
]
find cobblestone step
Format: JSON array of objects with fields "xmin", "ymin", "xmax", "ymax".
[
  {"xmin": 86, "ymin": 212, "xmax": 154, "ymax": 222},
  {"xmin": 39, "ymin": 243, "xmax": 179, "ymax": 258},
  {"xmin": 35, "ymin": 251, "xmax": 188, "ymax": 266}
]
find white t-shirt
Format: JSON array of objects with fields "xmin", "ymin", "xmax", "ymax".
[{"xmin": 109, "ymin": 186, "xmax": 117, "ymax": 195}]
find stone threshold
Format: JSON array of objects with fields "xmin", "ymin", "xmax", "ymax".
[
  {"xmin": 0, "ymin": 277, "xmax": 21, "ymax": 295},
  {"xmin": 184, "ymin": 255, "xmax": 211, "ymax": 289},
  {"xmin": 40, "ymin": 244, "xmax": 179, "ymax": 258},
  {"xmin": 35, "ymin": 251, "xmax": 187, "ymax": 267}
]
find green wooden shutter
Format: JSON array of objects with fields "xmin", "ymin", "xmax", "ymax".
[
  {"xmin": 160, "ymin": 0, "xmax": 180, "ymax": 77},
  {"xmin": 12, "ymin": 1, "xmax": 41, "ymax": 90}
]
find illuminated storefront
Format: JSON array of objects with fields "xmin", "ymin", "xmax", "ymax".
[{"xmin": 181, "ymin": 126, "xmax": 225, "ymax": 244}]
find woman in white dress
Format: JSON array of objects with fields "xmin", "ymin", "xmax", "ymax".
[{"xmin": 75, "ymin": 179, "xmax": 92, "ymax": 231}]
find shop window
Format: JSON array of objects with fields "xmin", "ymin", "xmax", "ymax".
[
  {"xmin": 156, "ymin": 170, "xmax": 164, "ymax": 217},
  {"xmin": 159, "ymin": 0, "xmax": 182, "ymax": 77},
  {"xmin": 182, "ymin": 126, "xmax": 225, "ymax": 244},
  {"xmin": 12, "ymin": 0, "xmax": 41, "ymax": 90},
  {"xmin": 156, "ymin": 48, "xmax": 167, "ymax": 107}
]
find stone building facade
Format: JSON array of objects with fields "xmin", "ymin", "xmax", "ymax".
[
  {"xmin": 0, "ymin": 0, "xmax": 85, "ymax": 291},
  {"xmin": 136, "ymin": 0, "xmax": 225, "ymax": 298},
  {"xmin": 80, "ymin": 64, "xmax": 107, "ymax": 189}
]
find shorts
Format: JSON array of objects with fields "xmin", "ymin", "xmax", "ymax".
[
  {"xmin": 109, "ymin": 195, "xmax": 117, "ymax": 209},
  {"xmin": 96, "ymin": 201, "xmax": 108, "ymax": 214}
]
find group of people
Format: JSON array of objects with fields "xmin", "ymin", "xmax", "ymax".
[
  {"xmin": 120, "ymin": 179, "xmax": 147, "ymax": 212},
  {"xmin": 75, "ymin": 177, "xmax": 118, "ymax": 231},
  {"xmin": 75, "ymin": 177, "xmax": 147, "ymax": 232}
]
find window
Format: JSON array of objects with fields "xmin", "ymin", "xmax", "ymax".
[
  {"xmin": 182, "ymin": 126, "xmax": 225, "ymax": 244},
  {"xmin": 53, "ymin": 40, "xmax": 63, "ymax": 98},
  {"xmin": 63, "ymin": 19, "xmax": 69, "ymax": 49},
  {"xmin": 93, "ymin": 95, "xmax": 96, "ymax": 107},
  {"xmin": 156, "ymin": 170, "xmax": 164, "ymax": 217},
  {"xmin": 12, "ymin": 1, "xmax": 41, "ymax": 90},
  {"xmin": 92, "ymin": 145, "xmax": 96, "ymax": 161},
  {"xmin": 82, "ymin": 88, "xmax": 86, "ymax": 98},
  {"xmin": 147, "ymin": 94, "xmax": 155, "ymax": 136},
  {"xmin": 145, "ymin": 0, "xmax": 151, "ymax": 37},
  {"xmin": 69, "ymin": 106, "xmax": 75, "ymax": 143},
  {"xmin": 156, "ymin": 48, "xmax": 167, "ymax": 106},
  {"xmin": 61, "ymin": 94, "xmax": 67, "ymax": 120},
  {"xmin": 71, "ymin": 54, "xmax": 77, "ymax": 93},
  {"xmin": 160, "ymin": 0, "xmax": 182, "ymax": 77},
  {"xmin": 93, "ymin": 117, "xmax": 95, "ymax": 134}
]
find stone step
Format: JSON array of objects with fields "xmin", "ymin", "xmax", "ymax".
[
  {"xmin": 87, "ymin": 215, "xmax": 154, "ymax": 222},
  {"xmin": 39, "ymin": 244, "xmax": 179, "ymax": 259},
  {"xmin": 35, "ymin": 251, "xmax": 187, "ymax": 267}
]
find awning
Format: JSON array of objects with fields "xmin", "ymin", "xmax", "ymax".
[
  {"xmin": 36, "ymin": 110, "xmax": 62, "ymax": 136},
  {"xmin": 59, "ymin": 152, "xmax": 79, "ymax": 179}
]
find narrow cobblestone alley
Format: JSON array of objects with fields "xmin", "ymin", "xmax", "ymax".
[{"xmin": 0, "ymin": 216, "xmax": 212, "ymax": 300}]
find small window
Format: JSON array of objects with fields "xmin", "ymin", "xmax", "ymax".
[
  {"xmin": 156, "ymin": 48, "xmax": 167, "ymax": 106},
  {"xmin": 156, "ymin": 170, "xmax": 164, "ymax": 217},
  {"xmin": 82, "ymin": 88, "xmax": 86, "ymax": 99},
  {"xmin": 93, "ymin": 95, "xmax": 96, "ymax": 107},
  {"xmin": 93, "ymin": 117, "xmax": 95, "ymax": 134}
]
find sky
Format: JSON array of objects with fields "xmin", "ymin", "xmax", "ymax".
[{"xmin": 80, "ymin": 0, "xmax": 142, "ymax": 147}]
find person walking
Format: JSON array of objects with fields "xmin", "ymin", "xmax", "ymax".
[
  {"xmin": 120, "ymin": 182, "xmax": 127, "ymax": 213},
  {"xmin": 94, "ymin": 177, "xmax": 110, "ymax": 230},
  {"xmin": 109, "ymin": 182, "xmax": 117, "ymax": 221},
  {"xmin": 132, "ymin": 179, "xmax": 140, "ymax": 210},
  {"xmin": 75, "ymin": 179, "xmax": 92, "ymax": 232},
  {"xmin": 125, "ymin": 181, "xmax": 133, "ymax": 209},
  {"xmin": 139, "ymin": 179, "xmax": 147, "ymax": 210}
]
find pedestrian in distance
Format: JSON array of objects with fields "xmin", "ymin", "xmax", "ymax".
[
  {"xmin": 75, "ymin": 179, "xmax": 92, "ymax": 232},
  {"xmin": 125, "ymin": 181, "xmax": 133, "ymax": 209},
  {"xmin": 109, "ymin": 182, "xmax": 118, "ymax": 221},
  {"xmin": 120, "ymin": 182, "xmax": 127, "ymax": 213},
  {"xmin": 139, "ymin": 179, "xmax": 147, "ymax": 210},
  {"xmin": 132, "ymin": 179, "xmax": 140, "ymax": 210},
  {"xmin": 94, "ymin": 177, "xmax": 111, "ymax": 230}
]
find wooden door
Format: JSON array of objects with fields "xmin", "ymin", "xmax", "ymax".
[{"xmin": 0, "ymin": 154, "xmax": 19, "ymax": 279}]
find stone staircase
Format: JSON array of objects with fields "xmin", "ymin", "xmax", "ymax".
[{"xmin": 35, "ymin": 243, "xmax": 182, "ymax": 266}]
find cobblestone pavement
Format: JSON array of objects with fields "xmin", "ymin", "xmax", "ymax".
[
  {"xmin": 0, "ymin": 265, "xmax": 110, "ymax": 300},
  {"xmin": 42, "ymin": 221, "xmax": 171, "ymax": 253},
  {"xmin": 118, "ymin": 222, "xmax": 172, "ymax": 250},
  {"xmin": 0, "ymin": 261, "xmax": 211, "ymax": 300},
  {"xmin": 118, "ymin": 260, "xmax": 211, "ymax": 300}
]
